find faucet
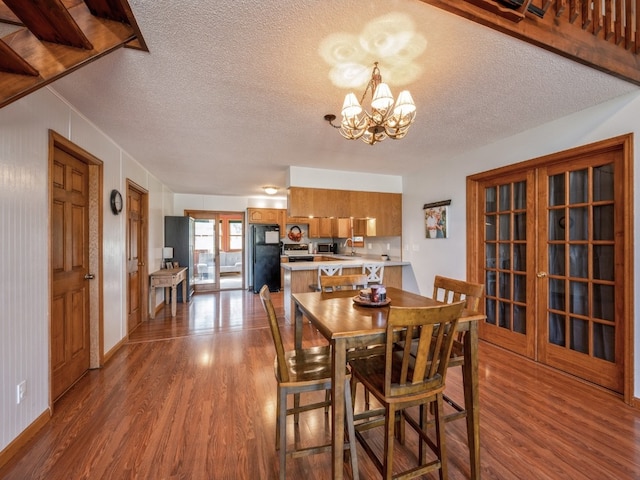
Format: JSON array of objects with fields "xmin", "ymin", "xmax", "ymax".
[
  {"xmin": 343, "ymin": 221, "xmax": 356, "ymax": 256},
  {"xmin": 343, "ymin": 238, "xmax": 355, "ymax": 256}
]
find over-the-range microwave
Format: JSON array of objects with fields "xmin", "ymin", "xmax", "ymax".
[{"xmin": 317, "ymin": 243, "xmax": 337, "ymax": 253}]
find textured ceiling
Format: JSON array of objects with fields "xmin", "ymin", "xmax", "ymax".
[{"xmin": 49, "ymin": 0, "xmax": 638, "ymax": 197}]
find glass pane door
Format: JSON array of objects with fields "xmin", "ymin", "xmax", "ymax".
[
  {"xmin": 480, "ymin": 171, "xmax": 536, "ymax": 358},
  {"xmin": 538, "ymin": 157, "xmax": 623, "ymax": 392},
  {"xmin": 194, "ymin": 219, "xmax": 217, "ymax": 290}
]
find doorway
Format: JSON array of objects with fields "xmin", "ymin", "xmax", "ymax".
[
  {"xmin": 49, "ymin": 131, "xmax": 103, "ymax": 403},
  {"xmin": 185, "ymin": 210, "xmax": 245, "ymax": 291},
  {"xmin": 467, "ymin": 135, "xmax": 633, "ymax": 399},
  {"xmin": 126, "ymin": 181, "xmax": 148, "ymax": 333}
]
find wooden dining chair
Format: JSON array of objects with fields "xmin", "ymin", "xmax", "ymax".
[
  {"xmin": 258, "ymin": 285, "xmax": 358, "ymax": 480},
  {"xmin": 348, "ymin": 301, "xmax": 466, "ymax": 480},
  {"xmin": 432, "ymin": 275, "xmax": 485, "ymax": 424},
  {"xmin": 320, "ymin": 273, "xmax": 368, "ymax": 292},
  {"xmin": 362, "ymin": 263, "xmax": 384, "ymax": 284},
  {"xmin": 309, "ymin": 264, "xmax": 343, "ymax": 291}
]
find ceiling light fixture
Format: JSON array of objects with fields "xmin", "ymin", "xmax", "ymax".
[
  {"xmin": 263, "ymin": 186, "xmax": 278, "ymax": 195},
  {"xmin": 324, "ymin": 62, "xmax": 416, "ymax": 145}
]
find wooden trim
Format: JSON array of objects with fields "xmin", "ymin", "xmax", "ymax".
[
  {"xmin": 466, "ymin": 134, "xmax": 634, "ymax": 403},
  {"xmin": 48, "ymin": 130, "xmax": 104, "ymax": 410},
  {"xmin": 102, "ymin": 336, "xmax": 128, "ymax": 364},
  {"xmin": 621, "ymin": 134, "xmax": 634, "ymax": 403},
  {"xmin": 0, "ymin": 409, "xmax": 50, "ymax": 470},
  {"xmin": 126, "ymin": 179, "xmax": 149, "ymax": 325}
]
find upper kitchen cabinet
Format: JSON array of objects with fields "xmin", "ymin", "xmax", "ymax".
[
  {"xmin": 288, "ymin": 187, "xmax": 402, "ymax": 236},
  {"xmin": 247, "ymin": 207, "xmax": 284, "ymax": 225},
  {"xmin": 247, "ymin": 207, "xmax": 286, "ymax": 238},
  {"xmin": 288, "ymin": 187, "xmax": 350, "ymax": 218}
]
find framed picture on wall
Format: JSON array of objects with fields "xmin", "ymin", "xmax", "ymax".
[{"xmin": 424, "ymin": 200, "xmax": 451, "ymax": 239}]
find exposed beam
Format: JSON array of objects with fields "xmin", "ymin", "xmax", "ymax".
[
  {"xmin": 0, "ymin": 1, "xmax": 140, "ymax": 108},
  {"xmin": 0, "ymin": 40, "xmax": 38, "ymax": 76},
  {"xmin": 3, "ymin": 0, "xmax": 92, "ymax": 49}
]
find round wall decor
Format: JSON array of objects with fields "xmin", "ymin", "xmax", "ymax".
[{"xmin": 110, "ymin": 189, "xmax": 123, "ymax": 215}]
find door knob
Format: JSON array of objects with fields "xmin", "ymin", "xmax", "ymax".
[
  {"xmin": 84, "ymin": 273, "xmax": 95, "ymax": 280},
  {"xmin": 536, "ymin": 272, "xmax": 547, "ymax": 278}
]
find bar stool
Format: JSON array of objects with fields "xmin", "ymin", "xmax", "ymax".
[
  {"xmin": 362, "ymin": 263, "xmax": 384, "ymax": 284},
  {"xmin": 319, "ymin": 274, "xmax": 368, "ymax": 292},
  {"xmin": 349, "ymin": 301, "xmax": 466, "ymax": 479},
  {"xmin": 309, "ymin": 264, "xmax": 343, "ymax": 291},
  {"xmin": 259, "ymin": 285, "xmax": 359, "ymax": 480}
]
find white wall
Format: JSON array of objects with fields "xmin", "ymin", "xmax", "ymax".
[
  {"xmin": 402, "ymin": 90, "xmax": 640, "ymax": 397},
  {"xmin": 0, "ymin": 88, "xmax": 169, "ymax": 453}
]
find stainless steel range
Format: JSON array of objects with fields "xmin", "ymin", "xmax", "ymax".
[{"xmin": 283, "ymin": 243, "xmax": 314, "ymax": 261}]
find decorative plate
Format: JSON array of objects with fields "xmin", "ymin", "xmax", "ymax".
[{"xmin": 353, "ymin": 296, "xmax": 391, "ymax": 307}]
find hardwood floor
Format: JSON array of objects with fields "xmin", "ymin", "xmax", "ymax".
[{"xmin": 1, "ymin": 290, "xmax": 639, "ymax": 479}]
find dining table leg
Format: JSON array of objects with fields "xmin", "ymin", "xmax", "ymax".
[
  {"xmin": 294, "ymin": 304, "xmax": 303, "ymax": 349},
  {"xmin": 463, "ymin": 321, "xmax": 481, "ymax": 480},
  {"xmin": 331, "ymin": 338, "xmax": 347, "ymax": 480}
]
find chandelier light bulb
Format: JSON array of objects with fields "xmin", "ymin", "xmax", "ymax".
[{"xmin": 327, "ymin": 62, "xmax": 416, "ymax": 145}]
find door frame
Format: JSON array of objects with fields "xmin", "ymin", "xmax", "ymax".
[
  {"xmin": 466, "ymin": 134, "xmax": 634, "ymax": 404},
  {"xmin": 185, "ymin": 209, "xmax": 245, "ymax": 292},
  {"xmin": 126, "ymin": 180, "xmax": 149, "ymax": 332},
  {"xmin": 48, "ymin": 130, "xmax": 104, "ymax": 410}
]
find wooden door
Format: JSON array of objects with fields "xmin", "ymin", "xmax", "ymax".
[
  {"xmin": 51, "ymin": 146, "xmax": 90, "ymax": 401},
  {"xmin": 537, "ymin": 153, "xmax": 624, "ymax": 392},
  {"xmin": 479, "ymin": 170, "xmax": 537, "ymax": 359},
  {"xmin": 127, "ymin": 183, "xmax": 147, "ymax": 332},
  {"xmin": 470, "ymin": 136, "xmax": 631, "ymax": 395}
]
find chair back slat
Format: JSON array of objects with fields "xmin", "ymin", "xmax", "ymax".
[
  {"xmin": 384, "ymin": 301, "xmax": 465, "ymax": 398},
  {"xmin": 432, "ymin": 275, "xmax": 484, "ymax": 311},
  {"xmin": 316, "ymin": 264, "xmax": 343, "ymax": 289},
  {"xmin": 320, "ymin": 274, "xmax": 368, "ymax": 292},
  {"xmin": 362, "ymin": 263, "xmax": 384, "ymax": 284},
  {"xmin": 259, "ymin": 285, "xmax": 289, "ymax": 382}
]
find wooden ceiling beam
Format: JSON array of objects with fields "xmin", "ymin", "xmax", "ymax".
[
  {"xmin": 85, "ymin": 0, "xmax": 148, "ymax": 51},
  {"xmin": 420, "ymin": 0, "xmax": 640, "ymax": 86},
  {"xmin": 0, "ymin": 1, "xmax": 140, "ymax": 108},
  {"xmin": 3, "ymin": 0, "xmax": 92, "ymax": 49},
  {"xmin": 0, "ymin": 40, "xmax": 38, "ymax": 75}
]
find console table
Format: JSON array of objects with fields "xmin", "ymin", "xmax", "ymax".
[{"xmin": 149, "ymin": 267, "xmax": 188, "ymax": 318}]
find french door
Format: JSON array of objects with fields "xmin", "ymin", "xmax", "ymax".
[{"xmin": 469, "ymin": 136, "xmax": 632, "ymax": 396}]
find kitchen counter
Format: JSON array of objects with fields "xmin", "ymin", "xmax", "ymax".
[
  {"xmin": 281, "ymin": 255, "xmax": 412, "ymax": 321},
  {"xmin": 281, "ymin": 255, "xmax": 408, "ymax": 270}
]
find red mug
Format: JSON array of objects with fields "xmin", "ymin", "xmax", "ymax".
[{"xmin": 370, "ymin": 286, "xmax": 379, "ymax": 302}]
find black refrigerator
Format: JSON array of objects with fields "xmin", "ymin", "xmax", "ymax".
[
  {"xmin": 251, "ymin": 224, "xmax": 281, "ymax": 293},
  {"xmin": 164, "ymin": 216, "xmax": 194, "ymax": 302}
]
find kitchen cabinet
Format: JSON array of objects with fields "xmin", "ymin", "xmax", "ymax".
[
  {"xmin": 288, "ymin": 187, "xmax": 402, "ymax": 236},
  {"xmin": 353, "ymin": 218, "xmax": 376, "ymax": 237},
  {"xmin": 332, "ymin": 218, "xmax": 351, "ymax": 238},
  {"xmin": 318, "ymin": 218, "xmax": 334, "ymax": 237},
  {"xmin": 247, "ymin": 207, "xmax": 283, "ymax": 224},
  {"xmin": 247, "ymin": 208, "xmax": 286, "ymax": 237},
  {"xmin": 288, "ymin": 187, "xmax": 350, "ymax": 218},
  {"xmin": 307, "ymin": 217, "xmax": 320, "ymax": 238}
]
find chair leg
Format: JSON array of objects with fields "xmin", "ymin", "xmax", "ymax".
[
  {"xmin": 344, "ymin": 379, "xmax": 359, "ymax": 480},
  {"xmin": 383, "ymin": 405, "xmax": 395, "ymax": 480},
  {"xmin": 275, "ymin": 386, "xmax": 281, "ymax": 449},
  {"xmin": 294, "ymin": 393, "xmax": 300, "ymax": 424},
  {"xmin": 435, "ymin": 393, "xmax": 448, "ymax": 480},
  {"xmin": 278, "ymin": 388, "xmax": 288, "ymax": 480},
  {"xmin": 418, "ymin": 404, "xmax": 425, "ymax": 465}
]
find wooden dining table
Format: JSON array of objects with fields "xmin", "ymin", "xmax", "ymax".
[{"xmin": 292, "ymin": 287, "xmax": 485, "ymax": 480}]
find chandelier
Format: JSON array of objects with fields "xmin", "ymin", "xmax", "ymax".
[{"xmin": 325, "ymin": 62, "xmax": 416, "ymax": 145}]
